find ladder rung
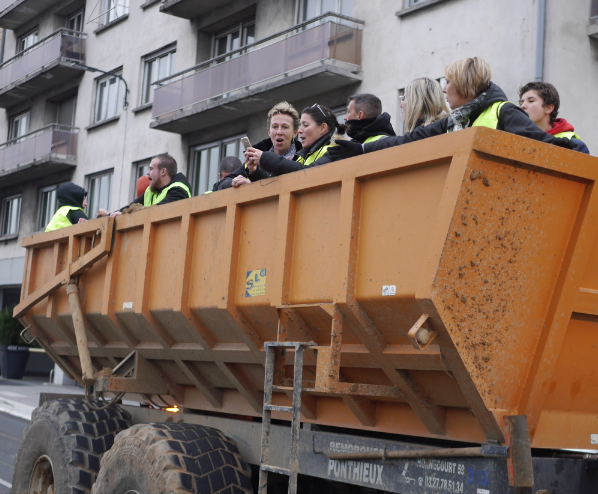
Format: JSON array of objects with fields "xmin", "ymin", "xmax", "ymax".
[
  {"xmin": 261, "ymin": 464, "xmax": 290, "ymax": 476},
  {"xmin": 264, "ymin": 405, "xmax": 293, "ymax": 412}
]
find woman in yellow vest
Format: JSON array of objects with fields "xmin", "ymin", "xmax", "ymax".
[
  {"xmin": 45, "ymin": 183, "xmax": 88, "ymax": 232},
  {"xmin": 328, "ymin": 57, "xmax": 576, "ymax": 161},
  {"xmin": 244, "ymin": 104, "xmax": 346, "ymax": 176},
  {"xmin": 518, "ymin": 82, "xmax": 589, "ymax": 154}
]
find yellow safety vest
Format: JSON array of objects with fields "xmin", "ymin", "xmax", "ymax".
[
  {"xmin": 553, "ymin": 131, "xmax": 582, "ymax": 140},
  {"xmin": 45, "ymin": 206, "xmax": 84, "ymax": 232},
  {"xmin": 364, "ymin": 135, "xmax": 386, "ymax": 143},
  {"xmin": 143, "ymin": 181, "xmax": 191, "ymax": 206},
  {"xmin": 471, "ymin": 101, "xmax": 509, "ymax": 129},
  {"xmin": 297, "ymin": 144, "xmax": 331, "ymax": 166}
]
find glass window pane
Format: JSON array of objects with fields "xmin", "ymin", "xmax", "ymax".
[
  {"xmin": 158, "ymin": 54, "xmax": 169, "ymax": 81},
  {"xmin": 244, "ymin": 25, "xmax": 255, "ymax": 46},
  {"xmin": 208, "ymin": 147, "xmax": 220, "ymax": 190},
  {"xmin": 216, "ymin": 37, "xmax": 228, "ymax": 56},
  {"xmin": 302, "ymin": 0, "xmax": 318, "ymax": 21},
  {"xmin": 107, "ymin": 77, "xmax": 119, "ymax": 119},
  {"xmin": 170, "ymin": 52, "xmax": 176, "ymax": 75},
  {"xmin": 230, "ymin": 30, "xmax": 240, "ymax": 52}
]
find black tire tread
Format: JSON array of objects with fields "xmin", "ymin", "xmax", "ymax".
[{"xmin": 92, "ymin": 422, "xmax": 252, "ymax": 494}]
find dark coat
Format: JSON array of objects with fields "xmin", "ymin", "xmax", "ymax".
[
  {"xmin": 56, "ymin": 182, "xmax": 88, "ymax": 224},
  {"xmin": 346, "ymin": 112, "xmax": 396, "ymax": 143}
]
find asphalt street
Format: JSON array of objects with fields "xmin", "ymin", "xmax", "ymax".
[{"xmin": 0, "ymin": 410, "xmax": 27, "ymax": 494}]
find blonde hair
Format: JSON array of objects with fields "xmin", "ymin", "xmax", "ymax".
[
  {"xmin": 403, "ymin": 78, "xmax": 449, "ymax": 132},
  {"xmin": 444, "ymin": 57, "xmax": 491, "ymax": 99},
  {"xmin": 267, "ymin": 101, "xmax": 300, "ymax": 130}
]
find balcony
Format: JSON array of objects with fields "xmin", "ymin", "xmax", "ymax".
[
  {"xmin": 150, "ymin": 14, "xmax": 363, "ymax": 134},
  {"xmin": 0, "ymin": 124, "xmax": 78, "ymax": 186},
  {"xmin": 590, "ymin": 16, "xmax": 598, "ymax": 39},
  {"xmin": 159, "ymin": 0, "xmax": 220, "ymax": 20},
  {"xmin": 0, "ymin": 0, "xmax": 64, "ymax": 29},
  {"xmin": 0, "ymin": 29, "xmax": 85, "ymax": 109}
]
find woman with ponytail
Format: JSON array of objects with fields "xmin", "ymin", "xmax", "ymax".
[{"xmin": 244, "ymin": 103, "xmax": 346, "ymax": 176}]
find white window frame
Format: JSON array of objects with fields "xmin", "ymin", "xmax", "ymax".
[
  {"xmin": 1, "ymin": 194, "xmax": 22, "ymax": 237},
  {"xmin": 9, "ymin": 111, "xmax": 30, "ymax": 142},
  {"xmin": 86, "ymin": 169, "xmax": 114, "ymax": 218},
  {"xmin": 297, "ymin": 0, "xmax": 353, "ymax": 22},
  {"xmin": 212, "ymin": 20, "xmax": 255, "ymax": 61},
  {"xmin": 101, "ymin": 0, "xmax": 129, "ymax": 25},
  {"xmin": 191, "ymin": 135, "xmax": 245, "ymax": 196},
  {"xmin": 131, "ymin": 159, "xmax": 150, "ymax": 200},
  {"xmin": 38, "ymin": 184, "xmax": 62, "ymax": 231},
  {"xmin": 17, "ymin": 28, "xmax": 38, "ymax": 54},
  {"xmin": 94, "ymin": 71, "xmax": 122, "ymax": 123},
  {"xmin": 67, "ymin": 9, "xmax": 85, "ymax": 32},
  {"xmin": 141, "ymin": 45, "xmax": 176, "ymax": 106}
]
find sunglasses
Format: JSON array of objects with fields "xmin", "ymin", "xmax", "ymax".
[{"xmin": 311, "ymin": 103, "xmax": 327, "ymax": 120}]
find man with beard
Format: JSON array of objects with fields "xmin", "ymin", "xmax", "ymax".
[
  {"xmin": 99, "ymin": 154, "xmax": 191, "ymax": 217},
  {"xmin": 344, "ymin": 93, "xmax": 396, "ymax": 144}
]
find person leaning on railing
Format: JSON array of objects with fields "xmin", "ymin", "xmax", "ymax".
[
  {"xmin": 243, "ymin": 104, "xmax": 346, "ymax": 176},
  {"xmin": 45, "ymin": 183, "xmax": 89, "ymax": 231},
  {"xmin": 327, "ymin": 57, "xmax": 577, "ymax": 162}
]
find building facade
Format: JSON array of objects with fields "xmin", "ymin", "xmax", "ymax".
[{"xmin": 0, "ymin": 0, "xmax": 596, "ymax": 307}]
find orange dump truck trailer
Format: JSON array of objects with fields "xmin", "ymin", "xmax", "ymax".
[{"xmin": 11, "ymin": 128, "xmax": 598, "ymax": 493}]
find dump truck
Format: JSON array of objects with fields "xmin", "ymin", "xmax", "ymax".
[{"xmin": 10, "ymin": 127, "xmax": 598, "ymax": 493}]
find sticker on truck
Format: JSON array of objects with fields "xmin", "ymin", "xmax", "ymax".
[
  {"xmin": 382, "ymin": 285, "xmax": 396, "ymax": 296},
  {"xmin": 246, "ymin": 269, "xmax": 266, "ymax": 297}
]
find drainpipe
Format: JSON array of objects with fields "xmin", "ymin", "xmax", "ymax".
[
  {"xmin": 0, "ymin": 28, "xmax": 6, "ymax": 64},
  {"xmin": 535, "ymin": 0, "xmax": 546, "ymax": 81}
]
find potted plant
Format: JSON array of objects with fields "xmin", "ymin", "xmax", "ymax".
[{"xmin": 0, "ymin": 306, "xmax": 29, "ymax": 380}]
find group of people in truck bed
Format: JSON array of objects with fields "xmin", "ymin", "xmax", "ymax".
[{"xmin": 45, "ymin": 57, "xmax": 589, "ymax": 232}]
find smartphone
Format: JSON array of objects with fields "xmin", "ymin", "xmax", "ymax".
[{"xmin": 241, "ymin": 136, "xmax": 251, "ymax": 150}]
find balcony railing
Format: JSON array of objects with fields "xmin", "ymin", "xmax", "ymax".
[
  {"xmin": 0, "ymin": 124, "xmax": 78, "ymax": 176},
  {"xmin": 151, "ymin": 13, "xmax": 363, "ymax": 125},
  {"xmin": 0, "ymin": 29, "xmax": 85, "ymax": 107}
]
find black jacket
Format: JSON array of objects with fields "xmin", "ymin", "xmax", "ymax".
[
  {"xmin": 217, "ymin": 137, "xmax": 302, "ymax": 190},
  {"xmin": 346, "ymin": 112, "xmax": 396, "ymax": 143},
  {"xmin": 56, "ymin": 182, "xmax": 88, "ymax": 224},
  {"xmin": 365, "ymin": 83, "xmax": 565, "ymax": 153},
  {"xmin": 258, "ymin": 133, "xmax": 337, "ymax": 175},
  {"xmin": 120, "ymin": 173, "xmax": 191, "ymax": 211}
]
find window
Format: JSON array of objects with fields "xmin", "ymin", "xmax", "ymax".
[
  {"xmin": 38, "ymin": 184, "xmax": 62, "ymax": 231},
  {"xmin": 213, "ymin": 21, "xmax": 255, "ymax": 61},
  {"xmin": 141, "ymin": 46, "xmax": 176, "ymax": 105},
  {"xmin": 101, "ymin": 0, "xmax": 129, "ymax": 25},
  {"xmin": 9, "ymin": 112, "xmax": 30, "ymax": 142},
  {"xmin": 298, "ymin": 0, "xmax": 353, "ymax": 22},
  {"xmin": 67, "ymin": 9, "xmax": 84, "ymax": 32},
  {"xmin": 191, "ymin": 136, "xmax": 245, "ymax": 195},
  {"xmin": 131, "ymin": 160, "xmax": 150, "ymax": 200},
  {"xmin": 87, "ymin": 170, "xmax": 113, "ymax": 218},
  {"xmin": 17, "ymin": 29, "xmax": 38, "ymax": 54},
  {"xmin": 1, "ymin": 195, "xmax": 21, "ymax": 237},
  {"xmin": 94, "ymin": 71, "xmax": 122, "ymax": 123}
]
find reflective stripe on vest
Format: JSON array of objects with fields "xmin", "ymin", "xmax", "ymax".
[
  {"xmin": 45, "ymin": 206, "xmax": 83, "ymax": 232},
  {"xmin": 297, "ymin": 144, "xmax": 331, "ymax": 166},
  {"xmin": 143, "ymin": 181, "xmax": 191, "ymax": 207},
  {"xmin": 553, "ymin": 131, "xmax": 582, "ymax": 140},
  {"xmin": 471, "ymin": 101, "xmax": 509, "ymax": 129},
  {"xmin": 364, "ymin": 135, "xmax": 386, "ymax": 144}
]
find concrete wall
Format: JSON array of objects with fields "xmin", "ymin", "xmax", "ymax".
[{"xmin": 0, "ymin": 0, "xmax": 595, "ymax": 290}]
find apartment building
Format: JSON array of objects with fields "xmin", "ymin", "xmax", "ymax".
[{"xmin": 0, "ymin": 0, "xmax": 596, "ymax": 309}]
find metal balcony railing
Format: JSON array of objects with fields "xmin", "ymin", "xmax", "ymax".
[
  {"xmin": 0, "ymin": 124, "xmax": 78, "ymax": 173},
  {"xmin": 152, "ymin": 13, "xmax": 364, "ymax": 119},
  {"xmin": 0, "ymin": 29, "xmax": 85, "ymax": 90}
]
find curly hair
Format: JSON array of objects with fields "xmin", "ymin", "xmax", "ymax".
[
  {"xmin": 267, "ymin": 101, "xmax": 300, "ymax": 131},
  {"xmin": 518, "ymin": 82, "xmax": 560, "ymax": 124}
]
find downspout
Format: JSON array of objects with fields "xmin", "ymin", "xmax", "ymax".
[
  {"xmin": 0, "ymin": 28, "xmax": 6, "ymax": 64},
  {"xmin": 535, "ymin": 0, "xmax": 546, "ymax": 81}
]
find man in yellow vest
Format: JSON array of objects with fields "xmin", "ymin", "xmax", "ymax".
[
  {"xmin": 45, "ymin": 183, "xmax": 89, "ymax": 232},
  {"xmin": 518, "ymin": 82, "xmax": 589, "ymax": 154},
  {"xmin": 102, "ymin": 154, "xmax": 191, "ymax": 218},
  {"xmin": 344, "ymin": 93, "xmax": 395, "ymax": 144}
]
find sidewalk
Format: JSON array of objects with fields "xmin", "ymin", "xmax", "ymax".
[{"xmin": 0, "ymin": 376, "xmax": 83, "ymax": 421}]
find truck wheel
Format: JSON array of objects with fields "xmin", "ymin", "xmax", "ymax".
[
  {"xmin": 11, "ymin": 398, "xmax": 131, "ymax": 494},
  {"xmin": 91, "ymin": 423, "xmax": 253, "ymax": 494}
]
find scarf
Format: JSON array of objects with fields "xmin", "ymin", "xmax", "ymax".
[
  {"xmin": 446, "ymin": 92, "xmax": 487, "ymax": 133},
  {"xmin": 270, "ymin": 140, "xmax": 297, "ymax": 160}
]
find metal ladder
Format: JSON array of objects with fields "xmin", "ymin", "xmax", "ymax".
[{"xmin": 258, "ymin": 341, "xmax": 314, "ymax": 494}]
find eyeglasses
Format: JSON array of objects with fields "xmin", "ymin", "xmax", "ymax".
[
  {"xmin": 311, "ymin": 103, "xmax": 327, "ymax": 120},
  {"xmin": 399, "ymin": 95, "xmax": 405, "ymax": 103}
]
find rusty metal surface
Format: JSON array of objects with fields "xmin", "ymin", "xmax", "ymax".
[{"xmin": 15, "ymin": 128, "xmax": 598, "ymax": 449}]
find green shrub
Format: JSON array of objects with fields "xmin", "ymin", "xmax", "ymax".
[{"xmin": 0, "ymin": 306, "xmax": 25, "ymax": 346}]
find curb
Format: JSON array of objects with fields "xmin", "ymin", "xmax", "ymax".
[{"xmin": 0, "ymin": 397, "xmax": 34, "ymax": 421}]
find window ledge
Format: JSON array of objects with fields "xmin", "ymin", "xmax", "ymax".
[
  {"xmin": 0, "ymin": 234, "xmax": 18, "ymax": 242},
  {"xmin": 94, "ymin": 13, "xmax": 129, "ymax": 35},
  {"xmin": 141, "ymin": 0, "xmax": 160, "ymax": 9},
  {"xmin": 589, "ymin": 22, "xmax": 598, "ymax": 39},
  {"xmin": 132, "ymin": 102, "xmax": 153, "ymax": 113},
  {"xmin": 86, "ymin": 115, "xmax": 120, "ymax": 131},
  {"xmin": 396, "ymin": 0, "xmax": 453, "ymax": 18}
]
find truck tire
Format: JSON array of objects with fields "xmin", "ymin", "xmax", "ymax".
[
  {"xmin": 91, "ymin": 423, "xmax": 253, "ymax": 494},
  {"xmin": 11, "ymin": 398, "xmax": 131, "ymax": 494}
]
